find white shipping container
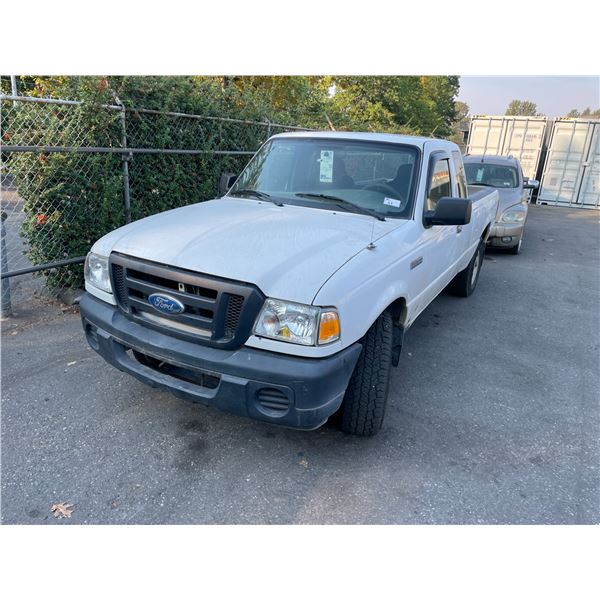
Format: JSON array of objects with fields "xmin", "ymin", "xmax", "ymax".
[
  {"xmin": 467, "ymin": 116, "xmax": 548, "ymax": 181},
  {"xmin": 538, "ymin": 120, "xmax": 600, "ymax": 209}
]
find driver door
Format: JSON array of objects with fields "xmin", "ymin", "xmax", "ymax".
[{"xmin": 416, "ymin": 153, "xmax": 458, "ymax": 309}]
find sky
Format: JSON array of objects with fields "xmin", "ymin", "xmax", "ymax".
[{"xmin": 457, "ymin": 76, "xmax": 600, "ymax": 117}]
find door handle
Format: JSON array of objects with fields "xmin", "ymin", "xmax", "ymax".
[{"xmin": 456, "ymin": 225, "xmax": 463, "ymax": 233}]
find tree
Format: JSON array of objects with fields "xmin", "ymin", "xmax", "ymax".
[
  {"xmin": 420, "ymin": 76, "xmax": 460, "ymax": 136},
  {"xmin": 564, "ymin": 107, "xmax": 600, "ymax": 119},
  {"xmin": 325, "ymin": 76, "xmax": 460, "ymax": 136},
  {"xmin": 448, "ymin": 101, "xmax": 470, "ymax": 147},
  {"xmin": 505, "ymin": 99, "xmax": 539, "ymax": 116},
  {"xmin": 454, "ymin": 100, "xmax": 470, "ymax": 122}
]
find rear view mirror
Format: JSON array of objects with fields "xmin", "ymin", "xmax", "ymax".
[
  {"xmin": 424, "ymin": 197, "xmax": 472, "ymax": 227},
  {"xmin": 524, "ymin": 178, "xmax": 539, "ymax": 190},
  {"xmin": 219, "ymin": 172, "xmax": 238, "ymax": 195}
]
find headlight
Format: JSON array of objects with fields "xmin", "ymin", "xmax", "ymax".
[
  {"xmin": 499, "ymin": 208, "xmax": 526, "ymax": 223},
  {"xmin": 84, "ymin": 252, "xmax": 112, "ymax": 294},
  {"xmin": 253, "ymin": 299, "xmax": 340, "ymax": 346}
]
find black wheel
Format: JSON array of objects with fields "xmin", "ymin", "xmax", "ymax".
[
  {"xmin": 338, "ymin": 311, "xmax": 393, "ymax": 436},
  {"xmin": 449, "ymin": 241, "xmax": 484, "ymax": 297},
  {"xmin": 509, "ymin": 238, "xmax": 522, "ymax": 255}
]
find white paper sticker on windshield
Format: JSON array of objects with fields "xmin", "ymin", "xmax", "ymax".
[
  {"xmin": 319, "ymin": 150, "xmax": 334, "ymax": 183},
  {"xmin": 383, "ymin": 197, "xmax": 401, "ymax": 208}
]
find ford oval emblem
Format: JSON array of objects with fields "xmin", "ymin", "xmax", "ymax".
[{"xmin": 148, "ymin": 293, "xmax": 185, "ymax": 315}]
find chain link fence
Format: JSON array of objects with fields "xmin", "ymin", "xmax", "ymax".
[{"xmin": 0, "ymin": 93, "xmax": 312, "ymax": 315}]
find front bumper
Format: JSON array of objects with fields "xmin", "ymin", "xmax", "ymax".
[
  {"xmin": 487, "ymin": 222, "xmax": 524, "ymax": 248},
  {"xmin": 80, "ymin": 293, "xmax": 362, "ymax": 430}
]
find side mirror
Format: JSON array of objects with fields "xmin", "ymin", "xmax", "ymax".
[
  {"xmin": 523, "ymin": 178, "xmax": 539, "ymax": 190},
  {"xmin": 219, "ymin": 172, "xmax": 238, "ymax": 195},
  {"xmin": 424, "ymin": 197, "xmax": 472, "ymax": 227}
]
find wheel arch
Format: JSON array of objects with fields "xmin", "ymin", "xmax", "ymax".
[
  {"xmin": 384, "ymin": 296, "xmax": 408, "ymax": 328},
  {"xmin": 380, "ymin": 296, "xmax": 407, "ymax": 367},
  {"xmin": 481, "ymin": 222, "xmax": 492, "ymax": 242}
]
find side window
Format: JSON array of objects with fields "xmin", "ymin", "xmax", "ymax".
[
  {"xmin": 426, "ymin": 158, "xmax": 451, "ymax": 212},
  {"xmin": 452, "ymin": 151, "xmax": 468, "ymax": 198}
]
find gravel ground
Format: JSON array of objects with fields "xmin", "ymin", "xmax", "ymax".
[{"xmin": 1, "ymin": 204, "xmax": 599, "ymax": 524}]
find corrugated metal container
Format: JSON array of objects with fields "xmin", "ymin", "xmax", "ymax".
[
  {"xmin": 467, "ymin": 116, "xmax": 549, "ymax": 181},
  {"xmin": 538, "ymin": 119, "xmax": 600, "ymax": 209}
]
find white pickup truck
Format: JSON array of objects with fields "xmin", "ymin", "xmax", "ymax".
[{"xmin": 81, "ymin": 132, "xmax": 498, "ymax": 436}]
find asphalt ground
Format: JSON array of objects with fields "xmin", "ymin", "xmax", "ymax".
[{"xmin": 1, "ymin": 204, "xmax": 599, "ymax": 524}]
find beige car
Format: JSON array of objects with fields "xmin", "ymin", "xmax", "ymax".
[{"xmin": 464, "ymin": 155, "xmax": 538, "ymax": 255}]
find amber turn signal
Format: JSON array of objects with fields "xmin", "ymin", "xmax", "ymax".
[{"xmin": 318, "ymin": 310, "xmax": 340, "ymax": 345}]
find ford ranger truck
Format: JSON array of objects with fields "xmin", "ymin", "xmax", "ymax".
[{"xmin": 80, "ymin": 132, "xmax": 499, "ymax": 436}]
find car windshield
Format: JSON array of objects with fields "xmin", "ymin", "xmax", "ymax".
[
  {"xmin": 464, "ymin": 163, "xmax": 519, "ymax": 188},
  {"xmin": 228, "ymin": 137, "xmax": 420, "ymax": 218}
]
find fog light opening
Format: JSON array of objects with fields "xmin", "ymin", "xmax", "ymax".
[{"xmin": 85, "ymin": 322, "xmax": 99, "ymax": 350}]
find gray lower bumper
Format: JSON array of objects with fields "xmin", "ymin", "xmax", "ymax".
[
  {"xmin": 488, "ymin": 223, "xmax": 524, "ymax": 248},
  {"xmin": 80, "ymin": 293, "xmax": 362, "ymax": 430}
]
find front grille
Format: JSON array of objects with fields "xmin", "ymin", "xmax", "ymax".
[{"xmin": 110, "ymin": 253, "xmax": 265, "ymax": 349}]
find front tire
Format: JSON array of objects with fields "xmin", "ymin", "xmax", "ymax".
[
  {"xmin": 449, "ymin": 241, "xmax": 484, "ymax": 297},
  {"xmin": 338, "ymin": 311, "xmax": 393, "ymax": 437},
  {"xmin": 509, "ymin": 238, "xmax": 522, "ymax": 255}
]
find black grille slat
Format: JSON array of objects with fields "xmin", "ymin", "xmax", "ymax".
[
  {"xmin": 113, "ymin": 264, "xmax": 129, "ymax": 311},
  {"xmin": 225, "ymin": 294, "xmax": 245, "ymax": 339},
  {"xmin": 127, "ymin": 268, "xmax": 218, "ymax": 300},
  {"xmin": 109, "ymin": 253, "xmax": 266, "ymax": 349}
]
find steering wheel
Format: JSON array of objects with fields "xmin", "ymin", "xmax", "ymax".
[{"xmin": 362, "ymin": 183, "xmax": 405, "ymax": 202}]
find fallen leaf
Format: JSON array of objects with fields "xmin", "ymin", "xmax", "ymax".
[{"xmin": 51, "ymin": 502, "xmax": 74, "ymax": 518}]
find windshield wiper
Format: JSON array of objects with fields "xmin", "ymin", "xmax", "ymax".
[
  {"xmin": 295, "ymin": 193, "xmax": 385, "ymax": 221},
  {"xmin": 229, "ymin": 189, "xmax": 284, "ymax": 207}
]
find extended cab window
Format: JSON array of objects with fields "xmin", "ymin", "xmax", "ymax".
[{"xmin": 426, "ymin": 158, "xmax": 451, "ymax": 212}]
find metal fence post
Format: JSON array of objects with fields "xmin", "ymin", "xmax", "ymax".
[
  {"xmin": 1, "ymin": 213, "xmax": 13, "ymax": 317},
  {"xmin": 10, "ymin": 76, "xmax": 17, "ymax": 96},
  {"xmin": 118, "ymin": 104, "xmax": 132, "ymax": 223}
]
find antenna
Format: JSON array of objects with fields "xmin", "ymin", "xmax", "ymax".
[{"xmin": 367, "ymin": 219, "xmax": 376, "ymax": 250}]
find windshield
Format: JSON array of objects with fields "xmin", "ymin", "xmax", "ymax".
[
  {"xmin": 464, "ymin": 163, "xmax": 519, "ymax": 188},
  {"xmin": 229, "ymin": 137, "xmax": 420, "ymax": 218}
]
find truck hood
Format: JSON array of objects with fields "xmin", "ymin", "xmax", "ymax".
[{"xmin": 92, "ymin": 197, "xmax": 406, "ymax": 304}]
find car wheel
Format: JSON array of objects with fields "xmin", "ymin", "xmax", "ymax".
[
  {"xmin": 509, "ymin": 238, "xmax": 522, "ymax": 255},
  {"xmin": 337, "ymin": 311, "xmax": 393, "ymax": 437},
  {"xmin": 449, "ymin": 241, "xmax": 484, "ymax": 297}
]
